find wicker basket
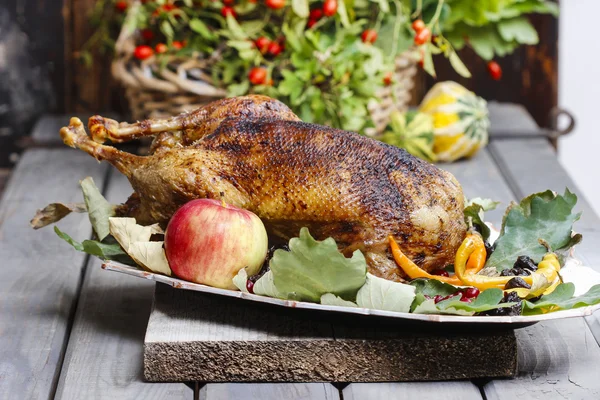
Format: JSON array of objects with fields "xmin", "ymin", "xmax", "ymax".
[{"xmin": 112, "ymin": 3, "xmax": 418, "ymax": 131}]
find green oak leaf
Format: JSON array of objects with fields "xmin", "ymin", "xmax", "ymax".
[
  {"xmin": 271, "ymin": 228, "xmax": 367, "ymax": 302},
  {"xmin": 412, "ymin": 299, "xmax": 474, "ymax": 316},
  {"xmin": 321, "ymin": 293, "xmax": 358, "ymax": 307},
  {"xmin": 463, "ymin": 197, "xmax": 500, "ymax": 241},
  {"xmin": 355, "ymin": 273, "xmax": 416, "ymax": 313},
  {"xmin": 410, "ymin": 278, "xmax": 461, "ymax": 297},
  {"xmin": 436, "ymin": 288, "xmax": 516, "ymax": 313},
  {"xmin": 486, "ymin": 189, "xmax": 582, "ymax": 272},
  {"xmin": 523, "ymin": 283, "xmax": 600, "ymax": 315}
]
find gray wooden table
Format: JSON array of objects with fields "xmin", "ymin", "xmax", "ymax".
[{"xmin": 1, "ymin": 104, "xmax": 600, "ymax": 399}]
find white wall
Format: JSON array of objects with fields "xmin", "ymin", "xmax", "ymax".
[{"xmin": 558, "ymin": 1, "xmax": 600, "ymax": 216}]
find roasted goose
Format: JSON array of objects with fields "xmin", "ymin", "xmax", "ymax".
[{"xmin": 60, "ymin": 95, "xmax": 467, "ymax": 281}]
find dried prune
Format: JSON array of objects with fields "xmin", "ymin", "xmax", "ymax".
[
  {"xmin": 514, "ymin": 255, "xmax": 537, "ymax": 273},
  {"xmin": 505, "ymin": 277, "xmax": 531, "ymax": 290},
  {"xmin": 500, "ymin": 267, "xmax": 529, "ymax": 277},
  {"xmin": 479, "ymin": 291, "xmax": 523, "ymax": 316},
  {"xmin": 484, "ymin": 241, "xmax": 494, "ymax": 260}
]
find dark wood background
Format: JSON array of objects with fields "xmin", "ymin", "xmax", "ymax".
[{"xmin": 0, "ymin": 1, "xmax": 558, "ymax": 138}]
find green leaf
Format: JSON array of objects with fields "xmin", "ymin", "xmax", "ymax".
[
  {"xmin": 228, "ymin": 40, "xmax": 256, "ymax": 60},
  {"xmin": 55, "ymin": 225, "xmax": 84, "ymax": 251},
  {"xmin": 376, "ymin": 0, "xmax": 390, "ymax": 13},
  {"xmin": 437, "ymin": 288, "xmax": 508, "ymax": 312},
  {"xmin": 449, "ymin": 51, "xmax": 472, "ymax": 78},
  {"xmin": 291, "ymin": 0, "xmax": 309, "ymax": 18},
  {"xmin": 376, "ymin": 19, "xmax": 412, "ymax": 56},
  {"xmin": 463, "ymin": 197, "xmax": 500, "ymax": 241},
  {"xmin": 321, "ymin": 293, "xmax": 358, "ymax": 307},
  {"xmin": 355, "ymin": 273, "xmax": 416, "ymax": 313},
  {"xmin": 226, "ymin": 14, "xmax": 247, "ymax": 40},
  {"xmin": 416, "ymin": 288, "xmax": 518, "ymax": 315},
  {"xmin": 464, "ymin": 25, "xmax": 519, "ymax": 60},
  {"xmin": 278, "ymin": 70, "xmax": 304, "ymax": 104},
  {"xmin": 227, "ymin": 80, "xmax": 250, "ymax": 97},
  {"xmin": 337, "ymin": 0, "xmax": 351, "ymax": 28},
  {"xmin": 233, "ymin": 268, "xmax": 249, "ymax": 293},
  {"xmin": 282, "ymin": 23, "xmax": 302, "ymax": 52},
  {"xmin": 240, "ymin": 20, "xmax": 264, "ymax": 36},
  {"xmin": 271, "ymin": 227, "xmax": 368, "ymax": 302},
  {"xmin": 523, "ymin": 283, "xmax": 600, "ymax": 315},
  {"xmin": 412, "ymin": 299, "xmax": 474, "ymax": 316},
  {"xmin": 160, "ymin": 20, "xmax": 174, "ymax": 40},
  {"xmin": 254, "ymin": 270, "xmax": 288, "ymax": 299},
  {"xmin": 54, "ymin": 226, "xmax": 132, "ymax": 264},
  {"xmin": 422, "ymin": 45, "xmax": 436, "ymax": 77},
  {"xmin": 410, "ymin": 278, "xmax": 460, "ymax": 297},
  {"xmin": 497, "ymin": 17, "xmax": 539, "ymax": 45},
  {"xmin": 189, "ymin": 18, "xmax": 215, "ymax": 40},
  {"xmin": 487, "ymin": 189, "xmax": 582, "ymax": 272},
  {"xmin": 380, "ymin": 111, "xmax": 436, "ymax": 162},
  {"xmin": 80, "ymin": 177, "xmax": 114, "ymax": 241}
]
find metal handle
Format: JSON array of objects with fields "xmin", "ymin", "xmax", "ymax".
[{"xmin": 547, "ymin": 107, "xmax": 576, "ymax": 139}]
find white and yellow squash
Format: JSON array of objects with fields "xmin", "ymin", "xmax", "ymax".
[{"xmin": 419, "ymin": 81, "xmax": 489, "ymax": 162}]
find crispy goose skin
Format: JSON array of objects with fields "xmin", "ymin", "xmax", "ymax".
[{"xmin": 60, "ymin": 102, "xmax": 466, "ymax": 281}]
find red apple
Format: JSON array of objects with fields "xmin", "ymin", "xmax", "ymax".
[{"xmin": 165, "ymin": 199, "xmax": 268, "ymax": 289}]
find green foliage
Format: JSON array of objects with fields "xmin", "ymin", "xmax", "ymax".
[
  {"xmin": 270, "ymin": 228, "xmax": 368, "ymax": 302},
  {"xmin": 53, "ymin": 176, "xmax": 134, "ymax": 265},
  {"xmin": 84, "ymin": 0, "xmax": 556, "ymax": 130},
  {"xmin": 486, "ymin": 189, "xmax": 582, "ymax": 272},
  {"xmin": 80, "ymin": 177, "xmax": 115, "ymax": 241},
  {"xmin": 380, "ymin": 110, "xmax": 437, "ymax": 162},
  {"xmin": 463, "ymin": 197, "xmax": 499, "ymax": 241},
  {"xmin": 355, "ymin": 273, "xmax": 416, "ymax": 313},
  {"xmin": 523, "ymin": 283, "xmax": 600, "ymax": 315},
  {"xmin": 441, "ymin": 0, "xmax": 557, "ymax": 60},
  {"xmin": 55, "ymin": 226, "xmax": 133, "ymax": 264},
  {"xmin": 412, "ymin": 288, "xmax": 518, "ymax": 315}
]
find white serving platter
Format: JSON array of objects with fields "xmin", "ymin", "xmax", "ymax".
[{"xmin": 101, "ymin": 259, "xmax": 600, "ymax": 326}]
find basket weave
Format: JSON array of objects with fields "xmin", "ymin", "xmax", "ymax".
[{"xmin": 112, "ymin": 2, "xmax": 418, "ymax": 131}]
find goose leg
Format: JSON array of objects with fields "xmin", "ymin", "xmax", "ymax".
[
  {"xmin": 88, "ymin": 114, "xmax": 185, "ymax": 144},
  {"xmin": 88, "ymin": 95, "xmax": 300, "ymax": 145},
  {"xmin": 60, "ymin": 117, "xmax": 145, "ymax": 178}
]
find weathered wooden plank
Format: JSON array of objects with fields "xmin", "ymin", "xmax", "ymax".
[
  {"xmin": 55, "ymin": 172, "xmax": 192, "ymax": 399},
  {"xmin": 343, "ymin": 382, "xmax": 482, "ymax": 400},
  {"xmin": 145, "ymin": 283, "xmax": 516, "ymax": 383},
  {"xmin": 440, "ymin": 149, "xmax": 515, "ymax": 226},
  {"xmin": 487, "ymin": 102, "xmax": 540, "ymax": 136},
  {"xmin": 0, "ymin": 149, "xmax": 108, "ymax": 399},
  {"xmin": 488, "ymin": 139, "xmax": 599, "ymax": 229},
  {"xmin": 484, "ymin": 138, "xmax": 600, "ymax": 399},
  {"xmin": 484, "ymin": 319, "xmax": 600, "ymax": 400},
  {"xmin": 199, "ymin": 383, "xmax": 339, "ymax": 400}
]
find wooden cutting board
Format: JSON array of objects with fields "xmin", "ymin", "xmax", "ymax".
[{"xmin": 143, "ymin": 283, "xmax": 517, "ymax": 382}]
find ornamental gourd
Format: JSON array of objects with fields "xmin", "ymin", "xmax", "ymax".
[
  {"xmin": 419, "ymin": 82, "xmax": 489, "ymax": 162},
  {"xmin": 380, "ymin": 111, "xmax": 437, "ymax": 162}
]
